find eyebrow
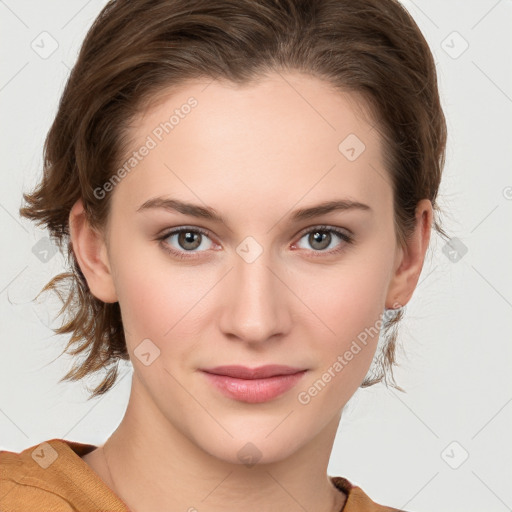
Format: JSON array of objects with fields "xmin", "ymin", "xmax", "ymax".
[{"xmin": 137, "ymin": 197, "xmax": 372, "ymax": 223}]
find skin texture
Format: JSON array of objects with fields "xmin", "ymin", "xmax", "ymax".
[{"xmin": 73, "ymin": 71, "xmax": 432, "ymax": 512}]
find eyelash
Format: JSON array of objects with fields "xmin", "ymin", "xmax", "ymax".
[{"xmin": 157, "ymin": 225, "xmax": 354, "ymax": 260}]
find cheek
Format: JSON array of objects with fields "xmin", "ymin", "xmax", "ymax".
[
  {"xmin": 297, "ymin": 252, "xmax": 393, "ymax": 390},
  {"xmin": 303, "ymin": 260, "xmax": 390, "ymax": 339},
  {"xmin": 110, "ymin": 238, "xmax": 215, "ymax": 360},
  {"xmin": 109, "ymin": 237, "xmax": 178, "ymax": 340},
  {"xmin": 294, "ymin": 266, "xmax": 390, "ymax": 412}
]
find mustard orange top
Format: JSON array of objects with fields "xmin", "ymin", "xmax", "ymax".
[{"xmin": 0, "ymin": 439, "xmax": 405, "ymax": 511}]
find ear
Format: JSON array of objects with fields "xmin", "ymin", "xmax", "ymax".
[
  {"xmin": 385, "ymin": 199, "xmax": 432, "ymax": 309},
  {"xmin": 69, "ymin": 199, "xmax": 118, "ymax": 303}
]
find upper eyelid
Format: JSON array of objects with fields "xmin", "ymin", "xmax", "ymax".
[{"xmin": 295, "ymin": 224, "xmax": 351, "ymax": 237}]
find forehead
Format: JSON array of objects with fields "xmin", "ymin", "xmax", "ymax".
[
  {"xmin": 132, "ymin": 72, "xmax": 379, "ymax": 149},
  {"xmin": 112, "ymin": 72, "xmax": 390, "ymax": 217}
]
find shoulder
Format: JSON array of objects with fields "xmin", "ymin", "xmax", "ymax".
[
  {"xmin": 0, "ymin": 439, "xmax": 79, "ymax": 510},
  {"xmin": 331, "ymin": 476, "xmax": 409, "ymax": 512},
  {"xmin": 0, "ymin": 438, "xmax": 127, "ymax": 511}
]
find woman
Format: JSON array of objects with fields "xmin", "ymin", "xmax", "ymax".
[{"xmin": 0, "ymin": 0, "xmax": 447, "ymax": 510}]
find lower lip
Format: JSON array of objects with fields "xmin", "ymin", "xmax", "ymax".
[{"xmin": 201, "ymin": 370, "xmax": 308, "ymax": 403}]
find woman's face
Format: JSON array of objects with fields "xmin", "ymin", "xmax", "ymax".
[{"xmin": 98, "ymin": 72, "xmax": 406, "ymax": 464}]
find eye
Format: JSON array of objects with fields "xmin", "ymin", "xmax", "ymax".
[
  {"xmin": 292, "ymin": 225, "xmax": 354, "ymax": 256},
  {"xmin": 158, "ymin": 227, "xmax": 216, "ymax": 259},
  {"xmin": 157, "ymin": 224, "xmax": 354, "ymax": 260}
]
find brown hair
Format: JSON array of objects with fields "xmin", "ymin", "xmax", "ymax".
[{"xmin": 19, "ymin": 0, "xmax": 448, "ymax": 399}]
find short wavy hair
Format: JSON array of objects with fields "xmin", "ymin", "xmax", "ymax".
[{"xmin": 19, "ymin": 0, "xmax": 448, "ymax": 399}]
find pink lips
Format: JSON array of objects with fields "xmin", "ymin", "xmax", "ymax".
[{"xmin": 200, "ymin": 365, "xmax": 307, "ymax": 403}]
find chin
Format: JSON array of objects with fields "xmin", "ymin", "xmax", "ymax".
[{"xmin": 197, "ymin": 429, "xmax": 307, "ymax": 467}]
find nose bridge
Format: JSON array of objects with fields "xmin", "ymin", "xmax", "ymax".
[{"xmin": 220, "ymin": 237, "xmax": 289, "ymax": 342}]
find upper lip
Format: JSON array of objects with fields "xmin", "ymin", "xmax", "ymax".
[{"xmin": 201, "ymin": 365, "xmax": 306, "ymax": 380}]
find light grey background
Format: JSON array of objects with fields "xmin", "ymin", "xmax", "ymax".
[{"xmin": 1, "ymin": 1, "xmax": 511, "ymax": 511}]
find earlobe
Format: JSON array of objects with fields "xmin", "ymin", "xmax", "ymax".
[
  {"xmin": 69, "ymin": 199, "xmax": 118, "ymax": 303},
  {"xmin": 385, "ymin": 199, "xmax": 433, "ymax": 309}
]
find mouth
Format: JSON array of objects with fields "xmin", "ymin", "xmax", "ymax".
[
  {"xmin": 199, "ymin": 365, "xmax": 308, "ymax": 403},
  {"xmin": 200, "ymin": 364, "xmax": 306, "ymax": 379}
]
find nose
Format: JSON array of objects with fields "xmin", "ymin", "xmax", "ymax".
[{"xmin": 218, "ymin": 248, "xmax": 292, "ymax": 345}]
